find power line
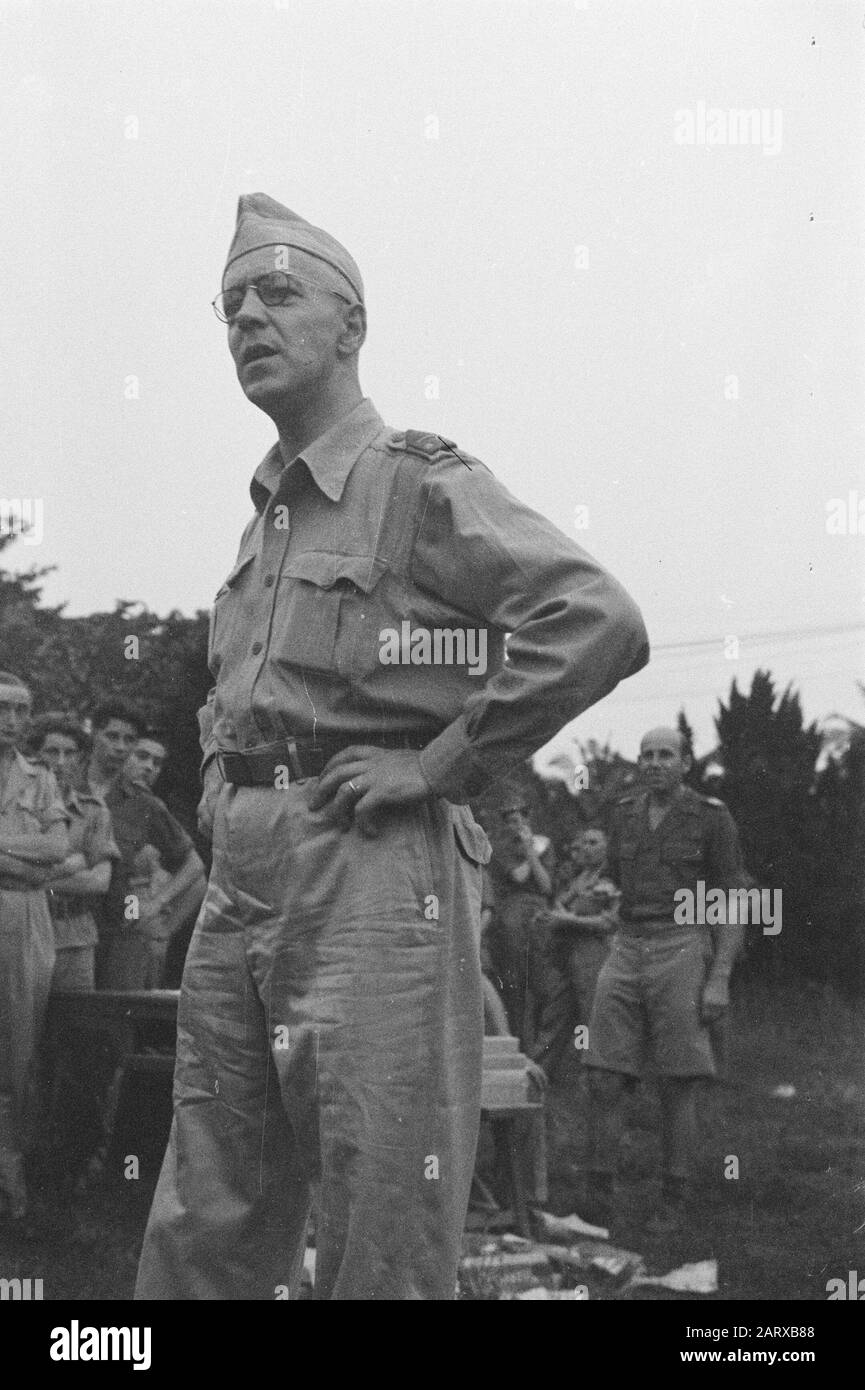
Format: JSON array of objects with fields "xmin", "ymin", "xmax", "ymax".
[{"xmin": 649, "ymin": 620, "xmax": 865, "ymax": 655}]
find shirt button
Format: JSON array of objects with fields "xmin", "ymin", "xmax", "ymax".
[
  {"xmin": 264, "ymin": 574, "xmax": 275, "ymax": 587},
  {"xmin": 251, "ymin": 641, "xmax": 263, "ymax": 655}
]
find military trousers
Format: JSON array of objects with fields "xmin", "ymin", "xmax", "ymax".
[
  {"xmin": 0, "ymin": 887, "xmax": 55, "ymax": 1215},
  {"xmin": 135, "ymin": 779, "xmax": 489, "ymax": 1300}
]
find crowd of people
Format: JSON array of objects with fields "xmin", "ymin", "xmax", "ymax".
[
  {"xmin": 1, "ymin": 660, "xmax": 745, "ymax": 1243},
  {"xmin": 0, "ymin": 673, "xmax": 206, "ymax": 1220}
]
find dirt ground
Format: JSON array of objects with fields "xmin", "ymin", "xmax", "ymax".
[{"xmin": 1, "ymin": 977, "xmax": 862, "ymax": 1301}]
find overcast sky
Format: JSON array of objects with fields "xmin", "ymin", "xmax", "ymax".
[{"xmin": 2, "ymin": 0, "xmax": 863, "ymax": 762}]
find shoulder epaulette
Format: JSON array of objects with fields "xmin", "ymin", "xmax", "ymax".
[
  {"xmin": 700, "ymin": 795, "xmax": 726, "ymax": 808},
  {"xmin": 387, "ymin": 430, "xmax": 472, "ymax": 468}
]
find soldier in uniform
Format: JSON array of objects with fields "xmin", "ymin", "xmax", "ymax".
[
  {"xmin": 87, "ymin": 702, "xmax": 205, "ymax": 991},
  {"xmin": 135, "ymin": 193, "xmax": 649, "ymax": 1300},
  {"xmin": 529, "ymin": 825, "xmax": 620, "ymax": 1079},
  {"xmin": 0, "ymin": 674, "xmax": 69, "ymax": 1219},
  {"xmin": 582, "ymin": 727, "xmax": 744, "ymax": 1234},
  {"xmin": 482, "ymin": 786, "xmax": 555, "ymax": 1046},
  {"xmin": 29, "ymin": 713, "xmax": 119, "ymax": 993}
]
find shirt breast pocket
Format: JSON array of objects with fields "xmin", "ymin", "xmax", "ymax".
[
  {"xmin": 210, "ymin": 554, "xmax": 256, "ymax": 670},
  {"xmin": 14, "ymin": 784, "xmax": 48, "ymax": 835},
  {"xmin": 663, "ymin": 826, "xmax": 704, "ymax": 875},
  {"xmin": 276, "ymin": 551, "xmax": 390, "ymax": 677}
]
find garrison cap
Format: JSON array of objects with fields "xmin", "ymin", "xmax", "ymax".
[{"xmin": 224, "ymin": 193, "xmax": 365, "ymax": 304}]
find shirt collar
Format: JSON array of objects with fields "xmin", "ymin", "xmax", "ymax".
[
  {"xmin": 66, "ymin": 778, "xmax": 104, "ymax": 813},
  {"xmin": 0, "ymin": 750, "xmax": 38, "ymax": 811},
  {"xmin": 250, "ymin": 398, "xmax": 385, "ymax": 512}
]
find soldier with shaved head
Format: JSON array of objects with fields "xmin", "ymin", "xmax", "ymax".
[{"xmin": 581, "ymin": 725, "xmax": 744, "ymax": 1235}]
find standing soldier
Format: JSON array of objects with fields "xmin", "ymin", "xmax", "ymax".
[
  {"xmin": 530, "ymin": 825, "xmax": 620, "ymax": 1080},
  {"xmin": 582, "ymin": 727, "xmax": 743, "ymax": 1234},
  {"xmin": 483, "ymin": 786, "xmax": 555, "ymax": 1046},
  {"xmin": 86, "ymin": 702, "xmax": 205, "ymax": 990},
  {"xmin": 0, "ymin": 674, "xmax": 68, "ymax": 1219},
  {"xmin": 29, "ymin": 713, "xmax": 119, "ymax": 993},
  {"xmin": 135, "ymin": 193, "xmax": 649, "ymax": 1300}
]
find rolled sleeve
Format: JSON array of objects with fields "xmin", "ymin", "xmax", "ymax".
[
  {"xmin": 83, "ymin": 805, "xmax": 120, "ymax": 868},
  {"xmin": 413, "ymin": 462, "xmax": 649, "ymax": 801}
]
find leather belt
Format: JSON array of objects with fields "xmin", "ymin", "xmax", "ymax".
[
  {"xmin": 619, "ymin": 918, "xmax": 707, "ymax": 939},
  {"xmin": 48, "ymin": 892, "xmax": 81, "ymax": 921},
  {"xmin": 217, "ymin": 733, "xmax": 434, "ymax": 787}
]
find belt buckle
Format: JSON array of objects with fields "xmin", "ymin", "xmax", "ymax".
[{"xmin": 284, "ymin": 738, "xmax": 305, "ymax": 782}]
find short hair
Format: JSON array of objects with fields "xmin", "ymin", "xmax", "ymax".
[
  {"xmin": 579, "ymin": 823, "xmax": 608, "ymax": 841},
  {"xmin": 0, "ymin": 671, "xmax": 31, "ymax": 696},
  {"xmin": 138, "ymin": 729, "xmax": 169, "ymax": 751},
  {"xmin": 90, "ymin": 698, "xmax": 146, "ymax": 737},
  {"xmin": 30, "ymin": 711, "xmax": 91, "ymax": 755}
]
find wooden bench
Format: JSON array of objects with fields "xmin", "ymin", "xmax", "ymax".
[{"xmin": 44, "ymin": 990, "xmax": 180, "ymax": 1170}]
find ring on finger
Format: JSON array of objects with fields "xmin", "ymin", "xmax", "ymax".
[{"xmin": 347, "ymin": 779, "xmax": 361, "ymax": 794}]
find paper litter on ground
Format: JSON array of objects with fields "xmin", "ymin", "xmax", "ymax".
[
  {"xmin": 506, "ymin": 1286, "xmax": 590, "ymax": 1300},
  {"xmin": 533, "ymin": 1209, "xmax": 610, "ymax": 1242},
  {"xmin": 626, "ymin": 1258, "xmax": 718, "ymax": 1294}
]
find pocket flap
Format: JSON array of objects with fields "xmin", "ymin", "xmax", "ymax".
[
  {"xmin": 453, "ymin": 809, "xmax": 492, "ymax": 866},
  {"xmin": 282, "ymin": 551, "xmax": 388, "ymax": 594},
  {"xmin": 214, "ymin": 554, "xmax": 254, "ymax": 598}
]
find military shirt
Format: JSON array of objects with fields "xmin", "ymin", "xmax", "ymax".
[
  {"xmin": 0, "ymin": 750, "xmax": 68, "ymax": 887},
  {"xmin": 49, "ymin": 784, "xmax": 120, "ymax": 950},
  {"xmin": 199, "ymin": 397, "xmax": 649, "ymax": 803},
  {"xmin": 608, "ymin": 786, "xmax": 742, "ymax": 928},
  {"xmin": 100, "ymin": 776, "xmax": 193, "ymax": 934}
]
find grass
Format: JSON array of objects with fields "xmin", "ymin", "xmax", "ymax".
[
  {"xmin": 0, "ymin": 979, "xmax": 861, "ymax": 1300},
  {"xmin": 543, "ymin": 976, "xmax": 865, "ymax": 1300}
]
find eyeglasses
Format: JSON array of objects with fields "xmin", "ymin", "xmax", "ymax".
[{"xmin": 212, "ymin": 270, "xmax": 352, "ymax": 324}]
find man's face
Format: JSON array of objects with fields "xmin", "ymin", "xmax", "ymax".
[
  {"xmin": 223, "ymin": 250, "xmax": 351, "ymax": 417},
  {"xmin": 638, "ymin": 732, "xmax": 688, "ymax": 795},
  {"xmin": 39, "ymin": 733, "xmax": 82, "ymax": 792},
  {"xmin": 579, "ymin": 828, "xmax": 608, "ymax": 868},
  {"xmin": 0, "ymin": 685, "xmax": 31, "ymax": 751},
  {"xmin": 92, "ymin": 719, "xmax": 139, "ymax": 775},
  {"xmin": 567, "ymin": 837, "xmax": 585, "ymax": 870},
  {"xmin": 126, "ymin": 739, "xmax": 166, "ymax": 790},
  {"xmin": 495, "ymin": 802, "xmax": 533, "ymax": 856},
  {"xmin": 500, "ymin": 802, "xmax": 531, "ymax": 833}
]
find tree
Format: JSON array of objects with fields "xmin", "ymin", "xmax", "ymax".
[
  {"xmin": 0, "ymin": 534, "xmax": 211, "ymax": 831},
  {"xmin": 713, "ymin": 670, "xmax": 861, "ymax": 990}
]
